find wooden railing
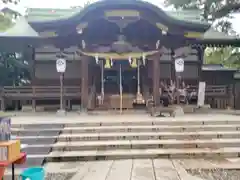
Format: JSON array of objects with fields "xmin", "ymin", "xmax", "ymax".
[
  {"xmin": 1, "ymin": 86, "xmax": 81, "ymax": 98},
  {"xmin": 0, "ymin": 85, "xmax": 230, "ymax": 100},
  {"xmin": 189, "ymin": 85, "xmax": 228, "ymax": 96}
]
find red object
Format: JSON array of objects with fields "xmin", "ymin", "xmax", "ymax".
[{"xmin": 0, "ymin": 152, "xmax": 26, "ymax": 180}]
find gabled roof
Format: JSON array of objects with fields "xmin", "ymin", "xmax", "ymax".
[
  {"xmin": 26, "ymin": 0, "xmax": 210, "ymax": 32},
  {"xmin": 0, "ymin": 7, "xmax": 20, "ymax": 14},
  {"xmin": 26, "ymin": 7, "xmax": 206, "ymax": 24},
  {"xmin": 26, "ymin": 8, "xmax": 82, "ymax": 22}
]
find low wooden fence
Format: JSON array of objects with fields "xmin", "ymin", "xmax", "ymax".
[
  {"xmin": 189, "ymin": 85, "xmax": 228, "ymax": 97},
  {"xmin": 1, "ymin": 86, "xmax": 81, "ymax": 99},
  {"xmin": 0, "ymin": 84, "xmax": 235, "ymax": 110},
  {"xmin": 189, "ymin": 85, "xmax": 233, "ymax": 109}
]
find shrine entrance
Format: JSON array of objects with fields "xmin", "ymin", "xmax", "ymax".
[{"xmin": 95, "ymin": 59, "xmax": 147, "ymax": 110}]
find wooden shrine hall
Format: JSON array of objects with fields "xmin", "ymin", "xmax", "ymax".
[{"xmin": 0, "ymin": 0, "xmax": 240, "ymax": 112}]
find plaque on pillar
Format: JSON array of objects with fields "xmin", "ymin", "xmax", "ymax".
[
  {"xmin": 175, "ymin": 58, "xmax": 184, "ymax": 72},
  {"xmin": 56, "ymin": 58, "xmax": 66, "ymax": 73}
]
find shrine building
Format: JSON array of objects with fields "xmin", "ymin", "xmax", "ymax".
[{"xmin": 1, "ymin": 0, "xmax": 240, "ymax": 111}]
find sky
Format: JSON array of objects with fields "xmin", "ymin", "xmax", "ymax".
[
  {"xmin": 20, "ymin": 0, "xmax": 165, "ymax": 9},
  {"xmin": 0, "ymin": 0, "xmax": 239, "ymax": 33}
]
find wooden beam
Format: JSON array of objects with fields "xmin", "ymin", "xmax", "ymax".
[
  {"xmin": 152, "ymin": 55, "xmax": 160, "ymax": 105},
  {"xmin": 81, "ymin": 56, "xmax": 89, "ymax": 111}
]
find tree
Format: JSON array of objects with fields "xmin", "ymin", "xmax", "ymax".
[
  {"xmin": 0, "ymin": 53, "xmax": 30, "ymax": 86},
  {"xmin": 0, "ymin": 13, "xmax": 13, "ymax": 32},
  {"xmin": 164, "ymin": 0, "xmax": 240, "ymax": 68},
  {"xmin": 0, "ymin": 4, "xmax": 30, "ymax": 86},
  {"xmin": 164, "ymin": 0, "xmax": 240, "ymax": 20}
]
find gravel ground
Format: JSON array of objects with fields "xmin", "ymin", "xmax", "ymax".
[{"xmin": 188, "ymin": 169, "xmax": 240, "ymax": 180}]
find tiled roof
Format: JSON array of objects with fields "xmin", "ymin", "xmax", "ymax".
[
  {"xmin": 25, "ymin": 8, "xmax": 82, "ymax": 22},
  {"xmin": 202, "ymin": 64, "xmax": 237, "ymax": 71},
  {"xmin": 25, "ymin": 7, "xmax": 206, "ymax": 24}
]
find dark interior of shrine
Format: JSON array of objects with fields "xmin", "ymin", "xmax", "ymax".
[
  {"xmin": 81, "ymin": 15, "xmax": 158, "ymax": 96},
  {"xmin": 95, "ymin": 61, "xmax": 146, "ymax": 95}
]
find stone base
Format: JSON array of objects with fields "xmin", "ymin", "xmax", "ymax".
[
  {"xmin": 56, "ymin": 109, "xmax": 67, "ymax": 116},
  {"xmin": 173, "ymin": 106, "xmax": 185, "ymax": 116},
  {"xmin": 195, "ymin": 104, "xmax": 211, "ymax": 113},
  {"xmin": 22, "ymin": 105, "xmax": 44, "ymax": 112},
  {"xmin": 78, "ymin": 110, "xmax": 88, "ymax": 115}
]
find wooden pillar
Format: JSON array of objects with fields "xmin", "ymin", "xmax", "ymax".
[
  {"xmin": 170, "ymin": 48, "xmax": 175, "ymax": 82},
  {"xmin": 81, "ymin": 56, "xmax": 89, "ymax": 111},
  {"xmin": 0, "ymin": 97, "xmax": 5, "ymax": 111},
  {"xmin": 228, "ymin": 84, "xmax": 234, "ymax": 109},
  {"xmin": 152, "ymin": 56, "xmax": 160, "ymax": 105},
  {"xmin": 30, "ymin": 47, "xmax": 36, "ymax": 112},
  {"xmin": 197, "ymin": 45, "xmax": 204, "ymax": 82}
]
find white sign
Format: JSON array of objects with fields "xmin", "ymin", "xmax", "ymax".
[
  {"xmin": 56, "ymin": 58, "xmax": 66, "ymax": 73},
  {"xmin": 175, "ymin": 58, "xmax": 184, "ymax": 72},
  {"xmin": 197, "ymin": 81, "xmax": 206, "ymax": 107}
]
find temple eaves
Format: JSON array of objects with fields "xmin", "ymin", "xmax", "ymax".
[{"xmin": 25, "ymin": 8, "xmax": 207, "ymax": 25}]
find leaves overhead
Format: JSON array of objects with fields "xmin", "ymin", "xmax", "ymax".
[
  {"xmin": 164, "ymin": 0, "xmax": 240, "ymax": 68},
  {"xmin": 164, "ymin": 0, "xmax": 240, "ymax": 20},
  {"xmin": 1, "ymin": 0, "xmax": 19, "ymax": 4},
  {"xmin": 0, "ymin": 14, "xmax": 13, "ymax": 32}
]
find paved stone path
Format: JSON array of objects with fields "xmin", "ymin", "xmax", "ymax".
[{"xmin": 43, "ymin": 159, "xmax": 203, "ymax": 180}]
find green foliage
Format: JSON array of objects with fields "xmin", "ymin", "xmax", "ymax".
[
  {"xmin": 0, "ymin": 53, "xmax": 30, "ymax": 86},
  {"xmin": 164, "ymin": 0, "xmax": 240, "ymax": 68},
  {"xmin": 0, "ymin": 14, "xmax": 14, "ymax": 32},
  {"xmin": 2, "ymin": 0, "xmax": 19, "ymax": 4},
  {"xmin": 164, "ymin": 0, "xmax": 240, "ymax": 20}
]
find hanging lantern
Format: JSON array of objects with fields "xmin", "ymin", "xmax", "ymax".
[
  {"xmin": 95, "ymin": 54, "xmax": 99, "ymax": 64},
  {"xmin": 104, "ymin": 58, "xmax": 111, "ymax": 68},
  {"xmin": 131, "ymin": 58, "xmax": 137, "ymax": 68}
]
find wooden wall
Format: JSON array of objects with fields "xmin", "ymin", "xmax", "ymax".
[{"xmin": 34, "ymin": 61, "xmax": 82, "ymax": 85}]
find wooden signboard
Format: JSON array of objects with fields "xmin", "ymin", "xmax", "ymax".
[
  {"xmin": 0, "ymin": 140, "xmax": 21, "ymax": 162},
  {"xmin": 197, "ymin": 82, "xmax": 206, "ymax": 107}
]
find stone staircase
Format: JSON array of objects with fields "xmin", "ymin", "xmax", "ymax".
[{"xmin": 10, "ymin": 117, "xmax": 240, "ymax": 170}]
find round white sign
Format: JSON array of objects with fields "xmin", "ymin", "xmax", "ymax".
[
  {"xmin": 56, "ymin": 58, "xmax": 66, "ymax": 73},
  {"xmin": 175, "ymin": 58, "xmax": 184, "ymax": 72}
]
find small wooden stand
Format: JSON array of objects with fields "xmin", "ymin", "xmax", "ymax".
[{"xmin": 0, "ymin": 152, "xmax": 26, "ymax": 180}]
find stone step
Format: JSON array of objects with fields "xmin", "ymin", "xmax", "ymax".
[
  {"xmin": 11, "ymin": 124, "xmax": 240, "ymax": 135},
  {"xmin": 56, "ymin": 131, "xmax": 240, "ymax": 141},
  {"xmin": 23, "ymin": 139, "xmax": 240, "ymax": 152},
  {"xmin": 11, "ymin": 118, "xmax": 240, "ymax": 128},
  {"xmin": 16, "ymin": 131, "xmax": 240, "ymax": 143},
  {"xmin": 27, "ymin": 147, "xmax": 240, "ymax": 161}
]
